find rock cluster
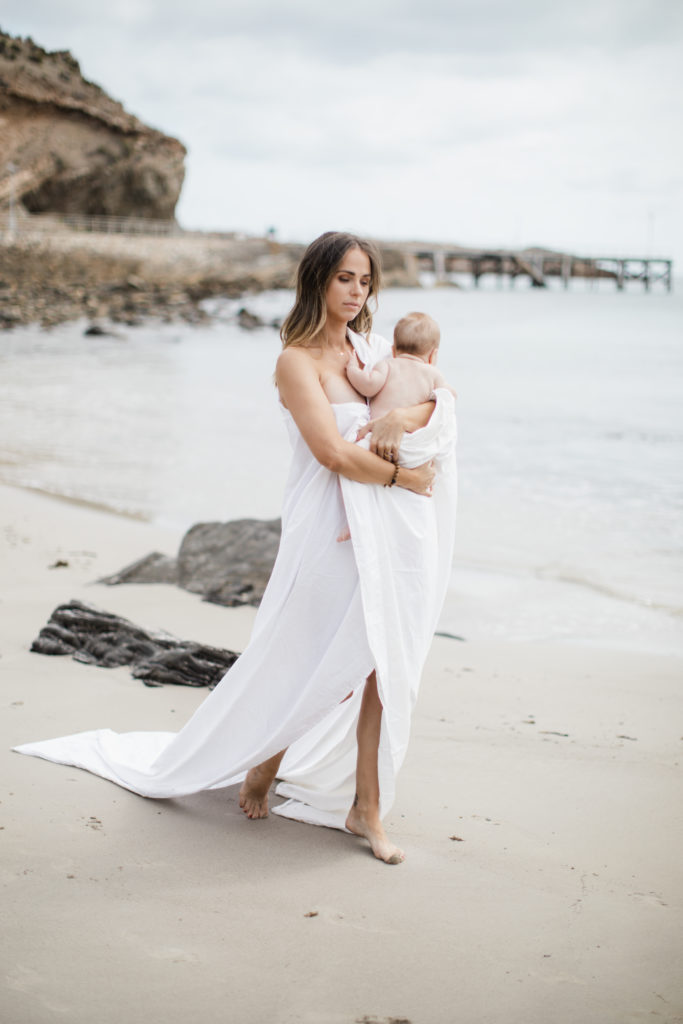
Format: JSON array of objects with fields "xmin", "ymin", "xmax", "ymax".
[
  {"xmin": 32, "ymin": 600, "xmax": 239, "ymax": 688},
  {"xmin": 32, "ymin": 519, "xmax": 284, "ymax": 687},
  {"xmin": 0, "ymin": 232, "xmax": 303, "ymax": 329},
  {"xmin": 0, "ymin": 239, "xmax": 204, "ymax": 328}
]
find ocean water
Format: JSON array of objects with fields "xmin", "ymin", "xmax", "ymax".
[{"xmin": 1, "ymin": 279, "xmax": 681, "ymax": 654}]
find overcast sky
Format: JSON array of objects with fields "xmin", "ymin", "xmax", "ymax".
[{"xmin": 3, "ymin": 0, "xmax": 682, "ymax": 262}]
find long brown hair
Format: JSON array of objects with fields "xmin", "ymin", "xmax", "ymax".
[{"xmin": 280, "ymin": 231, "xmax": 381, "ymax": 349}]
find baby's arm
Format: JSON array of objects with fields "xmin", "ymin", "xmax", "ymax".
[
  {"xmin": 429, "ymin": 366, "xmax": 457, "ymax": 400},
  {"xmin": 346, "ymin": 355, "xmax": 390, "ymax": 398}
]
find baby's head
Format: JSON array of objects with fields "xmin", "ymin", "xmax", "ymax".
[{"xmin": 393, "ymin": 312, "xmax": 440, "ymax": 362}]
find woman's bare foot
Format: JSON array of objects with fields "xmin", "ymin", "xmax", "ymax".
[
  {"xmin": 239, "ymin": 765, "xmax": 273, "ymax": 818},
  {"xmin": 345, "ymin": 801, "xmax": 405, "ymax": 865},
  {"xmin": 239, "ymin": 750, "xmax": 286, "ymax": 818}
]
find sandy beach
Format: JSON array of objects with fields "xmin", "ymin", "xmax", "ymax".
[{"xmin": 1, "ymin": 480, "xmax": 681, "ymax": 1023}]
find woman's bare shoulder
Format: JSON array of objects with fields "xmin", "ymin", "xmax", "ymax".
[
  {"xmin": 276, "ymin": 345, "xmax": 319, "ymax": 383},
  {"xmin": 277, "ymin": 345, "xmax": 311, "ymax": 365},
  {"xmin": 276, "ymin": 346, "xmax": 328, "ymax": 411}
]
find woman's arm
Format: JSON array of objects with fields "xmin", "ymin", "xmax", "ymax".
[
  {"xmin": 356, "ymin": 401, "xmax": 435, "ymax": 461},
  {"xmin": 276, "ymin": 349, "xmax": 434, "ymax": 494}
]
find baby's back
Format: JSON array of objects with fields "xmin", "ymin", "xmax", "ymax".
[{"xmin": 370, "ymin": 357, "xmax": 443, "ymax": 419}]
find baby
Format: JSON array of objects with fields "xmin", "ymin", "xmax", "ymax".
[
  {"xmin": 346, "ymin": 311, "xmax": 452, "ymax": 418},
  {"xmin": 337, "ymin": 311, "xmax": 454, "ymax": 542}
]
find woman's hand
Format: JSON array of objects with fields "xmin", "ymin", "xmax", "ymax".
[
  {"xmin": 357, "ymin": 400, "xmax": 436, "ymax": 462},
  {"xmin": 397, "ymin": 460, "xmax": 435, "ymax": 496},
  {"xmin": 357, "ymin": 408, "xmax": 406, "ymax": 463}
]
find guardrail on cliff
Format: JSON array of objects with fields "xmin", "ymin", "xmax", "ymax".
[
  {"xmin": 56, "ymin": 213, "xmax": 184, "ymax": 235},
  {"xmin": 0, "ymin": 211, "xmax": 244, "ymax": 240},
  {"xmin": 2, "ymin": 212, "xmax": 184, "ymax": 236}
]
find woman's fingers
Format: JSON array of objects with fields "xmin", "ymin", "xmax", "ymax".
[
  {"xmin": 356, "ymin": 413, "xmax": 405, "ymax": 454},
  {"xmin": 366, "ymin": 410, "xmax": 405, "ymax": 453},
  {"xmin": 355, "ymin": 424, "xmax": 396, "ymax": 461}
]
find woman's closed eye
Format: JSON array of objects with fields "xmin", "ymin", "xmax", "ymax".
[{"xmin": 339, "ymin": 276, "xmax": 370, "ymax": 287}]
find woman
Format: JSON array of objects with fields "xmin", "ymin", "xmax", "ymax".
[
  {"xmin": 241, "ymin": 231, "xmax": 442, "ymax": 864},
  {"xmin": 15, "ymin": 232, "xmax": 457, "ymax": 866}
]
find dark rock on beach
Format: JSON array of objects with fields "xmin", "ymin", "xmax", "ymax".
[
  {"xmin": 83, "ymin": 323, "xmax": 125, "ymax": 338},
  {"xmin": 236, "ymin": 307, "xmax": 264, "ymax": 330},
  {"xmin": 98, "ymin": 551, "xmax": 180, "ymax": 586},
  {"xmin": 179, "ymin": 520, "xmax": 281, "ymax": 606},
  {"xmin": 31, "ymin": 600, "xmax": 239, "ymax": 688},
  {"xmin": 36, "ymin": 519, "xmax": 282, "ymax": 687},
  {"xmin": 98, "ymin": 518, "xmax": 282, "ymax": 608}
]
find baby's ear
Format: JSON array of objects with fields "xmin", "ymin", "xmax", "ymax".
[{"xmin": 428, "ymin": 347, "xmax": 438, "ymax": 365}]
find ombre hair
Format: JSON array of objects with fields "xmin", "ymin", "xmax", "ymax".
[{"xmin": 280, "ymin": 232, "xmax": 381, "ymax": 349}]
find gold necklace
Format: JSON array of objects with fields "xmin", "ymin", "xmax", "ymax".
[{"xmin": 323, "ymin": 334, "xmax": 348, "ymax": 357}]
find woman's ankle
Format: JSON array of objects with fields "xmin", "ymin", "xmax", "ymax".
[{"xmin": 349, "ymin": 793, "xmax": 380, "ymax": 821}]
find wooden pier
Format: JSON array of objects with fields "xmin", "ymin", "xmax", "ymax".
[
  {"xmin": 400, "ymin": 244, "xmax": 673, "ymax": 292},
  {"xmin": 1, "ymin": 209, "xmax": 673, "ymax": 293}
]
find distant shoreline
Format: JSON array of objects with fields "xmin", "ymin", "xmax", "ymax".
[{"xmin": 0, "ymin": 222, "xmax": 420, "ymax": 331}]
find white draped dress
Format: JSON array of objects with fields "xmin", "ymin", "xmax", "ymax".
[{"xmin": 14, "ymin": 331, "xmax": 458, "ymax": 831}]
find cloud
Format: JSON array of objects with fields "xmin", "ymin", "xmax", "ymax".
[
  {"xmin": 2, "ymin": 1, "xmax": 683, "ymax": 260},
  {"xmin": 5, "ymin": 0, "xmax": 683, "ymax": 63}
]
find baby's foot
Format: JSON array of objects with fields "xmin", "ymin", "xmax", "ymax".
[{"xmin": 336, "ymin": 526, "xmax": 351, "ymax": 543}]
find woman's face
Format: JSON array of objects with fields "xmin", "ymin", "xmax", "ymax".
[{"xmin": 325, "ymin": 246, "xmax": 371, "ymax": 325}]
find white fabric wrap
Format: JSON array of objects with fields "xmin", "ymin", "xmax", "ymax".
[{"xmin": 14, "ymin": 331, "xmax": 458, "ymax": 832}]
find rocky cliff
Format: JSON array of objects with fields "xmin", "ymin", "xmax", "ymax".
[{"xmin": 0, "ymin": 30, "xmax": 185, "ymax": 219}]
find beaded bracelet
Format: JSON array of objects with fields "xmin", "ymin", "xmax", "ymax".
[{"xmin": 384, "ymin": 463, "xmax": 399, "ymax": 487}]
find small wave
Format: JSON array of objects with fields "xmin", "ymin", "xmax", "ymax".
[
  {"xmin": 453, "ymin": 556, "xmax": 683, "ymax": 620},
  {"xmin": 0, "ymin": 478, "xmax": 150, "ymax": 522},
  {"xmin": 602, "ymin": 428, "xmax": 683, "ymax": 445},
  {"xmin": 534, "ymin": 565, "xmax": 683, "ymax": 619}
]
